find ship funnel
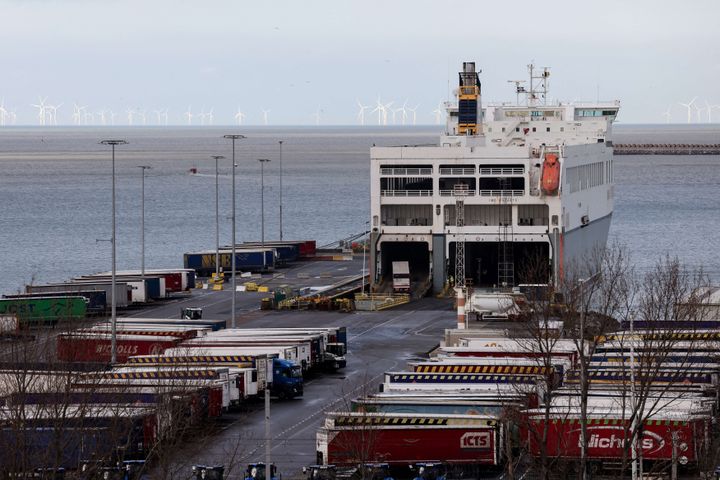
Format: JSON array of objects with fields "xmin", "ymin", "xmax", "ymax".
[{"xmin": 457, "ymin": 61, "xmax": 482, "ymax": 136}]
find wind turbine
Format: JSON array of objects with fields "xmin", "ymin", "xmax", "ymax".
[
  {"xmin": 206, "ymin": 108, "xmax": 214, "ymax": 126},
  {"xmin": 711, "ymin": 105, "xmax": 720, "ymax": 123},
  {"xmin": 198, "ymin": 107, "xmax": 207, "ymax": 126},
  {"xmin": 31, "ymin": 97, "xmax": 49, "ymax": 126},
  {"xmin": 661, "ymin": 105, "xmax": 672, "ymax": 124},
  {"xmin": 432, "ymin": 102, "xmax": 444, "ymax": 124},
  {"xmin": 311, "ymin": 106, "xmax": 323, "ymax": 125},
  {"xmin": 46, "ymin": 103, "xmax": 62, "ymax": 125},
  {"xmin": 397, "ymin": 100, "xmax": 409, "ymax": 125},
  {"xmin": 356, "ymin": 100, "xmax": 370, "ymax": 126},
  {"xmin": 72, "ymin": 104, "xmax": 85, "ymax": 125},
  {"xmin": 678, "ymin": 97, "xmax": 697, "ymax": 124},
  {"xmin": 382, "ymin": 100, "xmax": 394, "ymax": 125},
  {"xmin": 407, "ymin": 104, "xmax": 419, "ymax": 125},
  {"xmin": 126, "ymin": 108, "xmax": 135, "ymax": 126},
  {"xmin": 184, "ymin": 106, "xmax": 193, "ymax": 125},
  {"xmin": 705, "ymin": 100, "xmax": 714, "ymax": 123},
  {"xmin": 370, "ymin": 99, "xmax": 384, "ymax": 125},
  {"xmin": 262, "ymin": 109, "xmax": 270, "ymax": 126},
  {"xmin": 97, "ymin": 109, "xmax": 108, "ymax": 125},
  {"xmin": 234, "ymin": 107, "xmax": 246, "ymax": 125},
  {"xmin": 694, "ymin": 103, "xmax": 704, "ymax": 123},
  {"xmin": 0, "ymin": 99, "xmax": 8, "ymax": 126},
  {"xmin": 109, "ymin": 110, "xmax": 117, "ymax": 126},
  {"xmin": 153, "ymin": 109, "xmax": 163, "ymax": 125},
  {"xmin": 137, "ymin": 109, "xmax": 147, "ymax": 125}
]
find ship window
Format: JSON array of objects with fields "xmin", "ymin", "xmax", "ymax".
[
  {"xmin": 546, "ymin": 127, "xmax": 550, "ymax": 132},
  {"xmin": 515, "ymin": 127, "xmax": 520, "ymax": 132},
  {"xmin": 560, "ymin": 127, "xmax": 565, "ymax": 132},
  {"xmin": 552, "ymin": 215, "xmax": 558, "ymax": 226},
  {"xmin": 502, "ymin": 127, "xmax": 506, "ymax": 132},
  {"xmin": 532, "ymin": 127, "xmax": 536, "ymax": 132}
]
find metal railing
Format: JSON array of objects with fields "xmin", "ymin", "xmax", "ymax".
[
  {"xmin": 479, "ymin": 189, "xmax": 524, "ymax": 197},
  {"xmin": 380, "ymin": 167, "xmax": 433, "ymax": 175},
  {"xmin": 479, "ymin": 167, "xmax": 524, "ymax": 175},
  {"xmin": 354, "ymin": 293, "xmax": 410, "ymax": 311},
  {"xmin": 440, "ymin": 189, "xmax": 476, "ymax": 196},
  {"xmin": 381, "ymin": 190, "xmax": 433, "ymax": 197},
  {"xmin": 439, "ymin": 167, "xmax": 475, "ymax": 175}
]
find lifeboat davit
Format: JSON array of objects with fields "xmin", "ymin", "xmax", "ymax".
[{"xmin": 541, "ymin": 153, "xmax": 560, "ymax": 195}]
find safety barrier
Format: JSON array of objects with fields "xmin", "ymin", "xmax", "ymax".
[{"xmin": 354, "ymin": 293, "xmax": 410, "ymax": 311}]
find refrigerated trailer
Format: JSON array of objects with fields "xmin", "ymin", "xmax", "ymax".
[
  {"xmin": 57, "ymin": 333, "xmax": 184, "ymax": 363},
  {"xmin": 317, "ymin": 413, "xmax": 501, "ymax": 467}
]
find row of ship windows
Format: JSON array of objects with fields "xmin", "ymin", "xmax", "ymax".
[{"xmin": 565, "ymin": 161, "xmax": 612, "ymax": 193}]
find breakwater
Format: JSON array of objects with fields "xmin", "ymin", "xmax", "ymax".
[{"xmin": 614, "ymin": 143, "xmax": 720, "ymax": 155}]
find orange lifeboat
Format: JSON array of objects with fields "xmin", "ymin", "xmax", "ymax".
[{"xmin": 541, "ymin": 153, "xmax": 560, "ymax": 195}]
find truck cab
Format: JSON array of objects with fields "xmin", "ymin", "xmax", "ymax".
[
  {"xmin": 245, "ymin": 463, "xmax": 279, "ymax": 480},
  {"xmin": 181, "ymin": 307, "xmax": 203, "ymax": 320},
  {"xmin": 191, "ymin": 465, "xmax": 224, "ymax": 480},
  {"xmin": 391, "ymin": 262, "xmax": 410, "ymax": 293},
  {"xmin": 303, "ymin": 465, "xmax": 336, "ymax": 480},
  {"xmin": 272, "ymin": 358, "xmax": 303, "ymax": 399},
  {"xmin": 324, "ymin": 343, "xmax": 347, "ymax": 370},
  {"xmin": 411, "ymin": 463, "xmax": 447, "ymax": 480},
  {"xmin": 357, "ymin": 463, "xmax": 393, "ymax": 480}
]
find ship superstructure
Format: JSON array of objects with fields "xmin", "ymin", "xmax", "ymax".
[{"xmin": 369, "ymin": 62, "xmax": 620, "ymax": 293}]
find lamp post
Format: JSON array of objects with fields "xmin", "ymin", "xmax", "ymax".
[
  {"xmin": 100, "ymin": 139, "xmax": 128, "ymax": 364},
  {"xmin": 278, "ymin": 140, "xmax": 283, "ymax": 241},
  {"xmin": 137, "ymin": 165, "xmax": 151, "ymax": 278},
  {"xmin": 223, "ymin": 135, "xmax": 246, "ymax": 328},
  {"xmin": 211, "ymin": 155, "xmax": 225, "ymax": 280},
  {"xmin": 258, "ymin": 159, "xmax": 271, "ymax": 248}
]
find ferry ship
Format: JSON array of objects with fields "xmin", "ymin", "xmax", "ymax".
[{"xmin": 369, "ymin": 62, "xmax": 620, "ymax": 293}]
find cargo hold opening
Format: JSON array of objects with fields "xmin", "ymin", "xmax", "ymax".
[
  {"xmin": 379, "ymin": 242, "xmax": 430, "ymax": 290},
  {"xmin": 448, "ymin": 241, "xmax": 550, "ymax": 287}
]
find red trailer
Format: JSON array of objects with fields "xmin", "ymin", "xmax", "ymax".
[
  {"xmin": 525, "ymin": 409, "xmax": 710, "ymax": 468},
  {"xmin": 57, "ymin": 333, "xmax": 182, "ymax": 362},
  {"xmin": 317, "ymin": 413, "xmax": 501, "ymax": 467}
]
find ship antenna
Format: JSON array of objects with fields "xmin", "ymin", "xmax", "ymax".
[{"xmin": 507, "ymin": 80, "xmax": 526, "ymax": 106}]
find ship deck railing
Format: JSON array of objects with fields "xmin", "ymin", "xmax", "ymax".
[
  {"xmin": 381, "ymin": 190, "xmax": 433, "ymax": 197},
  {"xmin": 479, "ymin": 167, "xmax": 525, "ymax": 175},
  {"xmin": 479, "ymin": 189, "xmax": 524, "ymax": 197},
  {"xmin": 380, "ymin": 167, "xmax": 433, "ymax": 175},
  {"xmin": 439, "ymin": 167, "xmax": 475, "ymax": 175},
  {"xmin": 440, "ymin": 189, "xmax": 476, "ymax": 196}
]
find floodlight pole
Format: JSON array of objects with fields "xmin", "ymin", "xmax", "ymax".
[
  {"xmin": 223, "ymin": 135, "xmax": 246, "ymax": 328},
  {"xmin": 258, "ymin": 159, "xmax": 271, "ymax": 248},
  {"xmin": 137, "ymin": 165, "xmax": 151, "ymax": 278},
  {"xmin": 278, "ymin": 141, "xmax": 283, "ymax": 241},
  {"xmin": 100, "ymin": 139, "xmax": 128, "ymax": 364},
  {"xmin": 211, "ymin": 155, "xmax": 226, "ymax": 279}
]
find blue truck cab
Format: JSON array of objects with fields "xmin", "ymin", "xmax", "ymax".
[
  {"xmin": 245, "ymin": 463, "xmax": 279, "ymax": 480},
  {"xmin": 272, "ymin": 358, "xmax": 303, "ymax": 399}
]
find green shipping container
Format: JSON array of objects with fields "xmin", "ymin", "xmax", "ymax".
[{"xmin": 0, "ymin": 296, "xmax": 87, "ymax": 326}]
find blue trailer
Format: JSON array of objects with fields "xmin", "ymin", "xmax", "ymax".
[
  {"xmin": 184, "ymin": 248, "xmax": 275, "ymax": 275},
  {"xmin": 236, "ymin": 242, "xmax": 301, "ymax": 264}
]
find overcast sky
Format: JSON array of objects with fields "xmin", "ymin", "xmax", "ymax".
[{"xmin": 1, "ymin": 0, "xmax": 718, "ymax": 125}]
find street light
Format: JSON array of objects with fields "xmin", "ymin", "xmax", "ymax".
[
  {"xmin": 136, "ymin": 165, "xmax": 152, "ymax": 278},
  {"xmin": 223, "ymin": 134, "xmax": 246, "ymax": 328},
  {"xmin": 278, "ymin": 140, "xmax": 283, "ymax": 241},
  {"xmin": 258, "ymin": 158, "xmax": 271, "ymax": 248},
  {"xmin": 210, "ymin": 155, "xmax": 226, "ymax": 280},
  {"xmin": 100, "ymin": 139, "xmax": 128, "ymax": 364}
]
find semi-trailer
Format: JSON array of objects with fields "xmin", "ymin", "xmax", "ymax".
[
  {"xmin": 316, "ymin": 413, "xmax": 501, "ymax": 468},
  {"xmin": 57, "ymin": 333, "xmax": 185, "ymax": 363},
  {"xmin": 0, "ymin": 296, "xmax": 88, "ymax": 326},
  {"xmin": 184, "ymin": 248, "xmax": 276, "ymax": 275},
  {"xmin": 0, "ymin": 405, "xmax": 155, "ymax": 470},
  {"xmin": 109, "ymin": 317, "xmax": 227, "ymax": 331},
  {"xmin": 181, "ymin": 335, "xmax": 345, "ymax": 372},
  {"xmin": 125, "ymin": 353, "xmax": 304, "ymax": 400},
  {"xmin": 74, "ymin": 276, "xmax": 166, "ymax": 302},
  {"xmin": 89, "ymin": 269, "xmax": 195, "ymax": 293},
  {"xmin": 3, "ymin": 290, "xmax": 107, "ymax": 315},
  {"xmin": 525, "ymin": 407, "xmax": 710, "ymax": 470},
  {"xmin": 27, "ymin": 282, "xmax": 132, "ymax": 309}
]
